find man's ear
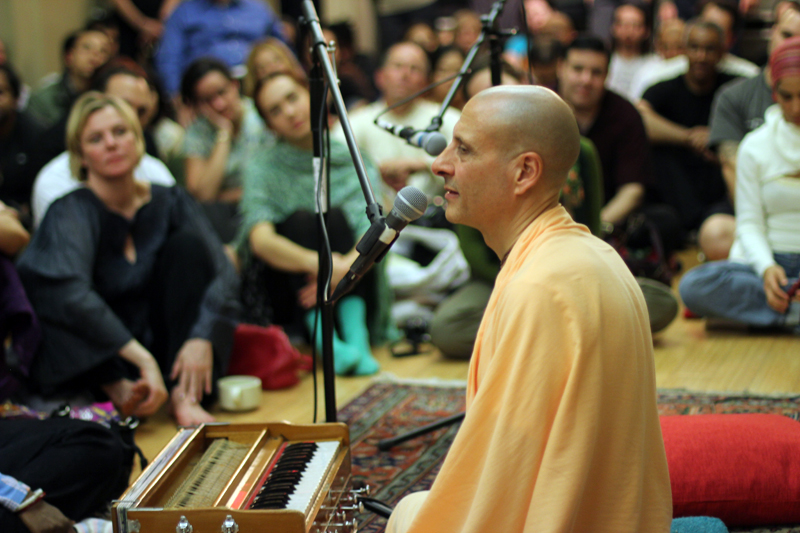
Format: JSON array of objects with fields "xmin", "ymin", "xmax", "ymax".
[{"xmin": 513, "ymin": 151, "xmax": 543, "ymax": 196}]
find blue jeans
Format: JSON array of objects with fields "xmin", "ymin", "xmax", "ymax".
[{"xmin": 679, "ymin": 253, "xmax": 800, "ymax": 327}]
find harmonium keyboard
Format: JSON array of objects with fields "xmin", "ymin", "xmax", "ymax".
[{"xmin": 112, "ymin": 422, "xmax": 356, "ymax": 533}]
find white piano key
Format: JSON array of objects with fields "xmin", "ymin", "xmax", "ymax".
[{"xmin": 284, "ymin": 440, "xmax": 340, "ymax": 515}]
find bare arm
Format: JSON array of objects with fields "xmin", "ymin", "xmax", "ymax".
[
  {"xmin": 0, "ymin": 204, "xmax": 29, "ymax": 256},
  {"xmin": 18, "ymin": 499, "xmax": 74, "ymax": 533},
  {"xmin": 600, "ymin": 183, "xmax": 645, "ymax": 227},
  {"xmin": 718, "ymin": 140, "xmax": 739, "ymax": 203},
  {"xmin": 185, "ymin": 129, "xmax": 232, "ymax": 202},
  {"xmin": 636, "ymin": 100, "xmax": 691, "ymax": 145}
]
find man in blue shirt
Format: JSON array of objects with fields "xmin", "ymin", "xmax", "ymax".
[{"xmin": 155, "ymin": 0, "xmax": 284, "ymax": 96}]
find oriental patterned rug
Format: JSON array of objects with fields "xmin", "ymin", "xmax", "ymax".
[{"xmin": 338, "ymin": 379, "xmax": 800, "ymax": 533}]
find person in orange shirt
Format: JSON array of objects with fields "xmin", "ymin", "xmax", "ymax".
[{"xmin": 386, "ymin": 85, "xmax": 672, "ymax": 533}]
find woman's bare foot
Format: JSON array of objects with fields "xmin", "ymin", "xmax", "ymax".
[
  {"xmin": 170, "ymin": 392, "xmax": 215, "ymax": 427},
  {"xmin": 102, "ymin": 379, "xmax": 149, "ymax": 417}
]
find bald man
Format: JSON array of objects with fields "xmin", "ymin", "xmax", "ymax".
[{"xmin": 386, "ymin": 86, "xmax": 672, "ymax": 533}]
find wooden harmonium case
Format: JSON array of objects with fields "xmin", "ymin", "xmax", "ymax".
[{"xmin": 112, "ymin": 422, "xmax": 355, "ymax": 533}]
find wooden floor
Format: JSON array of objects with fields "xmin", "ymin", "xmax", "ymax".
[{"xmin": 131, "ymin": 248, "xmax": 800, "ymax": 477}]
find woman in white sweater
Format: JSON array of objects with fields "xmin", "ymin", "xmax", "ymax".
[{"xmin": 679, "ymin": 36, "xmax": 800, "ymax": 330}]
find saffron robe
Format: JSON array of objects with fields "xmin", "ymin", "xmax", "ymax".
[{"xmin": 387, "ymin": 206, "xmax": 672, "ymax": 533}]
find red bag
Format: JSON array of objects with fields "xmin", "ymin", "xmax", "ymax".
[{"xmin": 228, "ymin": 324, "xmax": 312, "ymax": 390}]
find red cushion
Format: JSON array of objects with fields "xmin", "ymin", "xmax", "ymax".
[{"xmin": 661, "ymin": 414, "xmax": 800, "ymax": 527}]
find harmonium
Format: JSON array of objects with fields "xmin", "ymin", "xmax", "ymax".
[{"xmin": 112, "ymin": 422, "xmax": 357, "ymax": 533}]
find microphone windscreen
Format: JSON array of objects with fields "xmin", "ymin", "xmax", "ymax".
[
  {"xmin": 423, "ymin": 132, "xmax": 448, "ymax": 156},
  {"xmin": 394, "ymin": 186, "xmax": 428, "ymax": 222}
]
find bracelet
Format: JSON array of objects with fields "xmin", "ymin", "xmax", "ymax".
[
  {"xmin": 16, "ymin": 489, "xmax": 45, "ymax": 513},
  {"xmin": 216, "ymin": 129, "xmax": 231, "ymax": 144}
]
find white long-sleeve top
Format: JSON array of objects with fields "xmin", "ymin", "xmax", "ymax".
[{"xmin": 729, "ymin": 104, "xmax": 800, "ymax": 277}]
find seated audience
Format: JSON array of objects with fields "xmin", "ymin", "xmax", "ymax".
[
  {"xmin": 637, "ymin": 19, "xmax": 739, "ymax": 235},
  {"xmin": 32, "ymin": 61, "xmax": 175, "ymax": 228},
  {"xmin": 86, "ymin": 13, "xmax": 122, "ymax": 61},
  {"xmin": 155, "ymin": 0, "xmax": 285, "ymax": 97},
  {"xmin": 0, "ymin": 417, "xmax": 130, "ymax": 533},
  {"xmin": 701, "ymin": 0, "xmax": 800, "ymax": 260},
  {"xmin": 453, "ymin": 9, "xmax": 483, "ymax": 55},
  {"xmin": 334, "ymin": 41, "xmax": 460, "ymax": 208},
  {"xmin": 503, "ymin": 9, "xmax": 576, "ymax": 77},
  {"xmin": 26, "ymin": 30, "xmax": 111, "ymax": 129},
  {"xmin": 35, "ymin": 57, "xmax": 161, "ymax": 168},
  {"xmin": 628, "ymin": 18, "xmax": 686, "ymax": 101},
  {"xmin": 630, "ymin": 0, "xmax": 759, "ymax": 100},
  {"xmin": 461, "ymin": 57, "xmax": 524, "ymax": 101},
  {"xmin": 298, "ymin": 25, "xmax": 375, "ymax": 111},
  {"xmin": 529, "ymin": 36, "xmax": 564, "ymax": 90},
  {"xmin": 429, "ymin": 46, "xmax": 467, "ymax": 110},
  {"xmin": 143, "ymin": 66, "xmax": 186, "ymax": 185},
  {"xmin": 0, "ymin": 65, "xmax": 46, "ymax": 225},
  {"xmin": 239, "ymin": 71, "xmax": 390, "ymax": 376},
  {"xmin": 388, "ymin": 85, "xmax": 672, "ymax": 533},
  {"xmin": 243, "ymin": 37, "xmax": 305, "ymax": 98},
  {"xmin": 541, "ymin": 10, "xmax": 579, "ymax": 45},
  {"xmin": 679, "ymin": 37, "xmax": 800, "ymax": 332},
  {"xmin": 181, "ymin": 57, "xmax": 274, "ymax": 242},
  {"xmin": 17, "ymin": 92, "xmax": 240, "ymax": 427},
  {"xmin": 404, "ymin": 21, "xmax": 440, "ymax": 56},
  {"xmin": 606, "ymin": 2, "xmax": 653, "ymax": 101},
  {"xmin": 556, "ymin": 36, "xmax": 678, "ymax": 245}
]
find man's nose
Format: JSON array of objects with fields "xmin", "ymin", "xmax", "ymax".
[{"xmin": 432, "ymin": 143, "xmax": 454, "ymax": 177}]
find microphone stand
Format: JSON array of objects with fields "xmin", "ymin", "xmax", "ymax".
[
  {"xmin": 300, "ymin": 0, "xmax": 383, "ymax": 423},
  {"xmin": 427, "ymin": 0, "xmax": 516, "ymax": 133},
  {"xmin": 376, "ymin": 0, "xmax": 515, "ymax": 450}
]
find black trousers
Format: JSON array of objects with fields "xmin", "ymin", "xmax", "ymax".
[
  {"xmin": 0, "ymin": 418, "xmax": 128, "ymax": 532},
  {"xmin": 67, "ymin": 228, "xmax": 224, "ymax": 402},
  {"xmin": 241, "ymin": 209, "xmax": 375, "ymax": 333}
]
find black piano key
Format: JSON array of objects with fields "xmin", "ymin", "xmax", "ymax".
[{"xmin": 248, "ymin": 442, "xmax": 321, "ymax": 510}]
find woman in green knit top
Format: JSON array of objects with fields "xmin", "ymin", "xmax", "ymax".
[{"xmin": 238, "ymin": 71, "xmax": 393, "ymax": 376}]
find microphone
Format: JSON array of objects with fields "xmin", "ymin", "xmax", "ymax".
[
  {"xmin": 331, "ymin": 186, "xmax": 428, "ymax": 302},
  {"xmin": 375, "ymin": 119, "xmax": 448, "ymax": 156}
]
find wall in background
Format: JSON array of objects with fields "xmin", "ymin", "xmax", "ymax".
[{"xmin": 1, "ymin": 0, "xmax": 93, "ymax": 87}]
